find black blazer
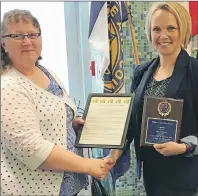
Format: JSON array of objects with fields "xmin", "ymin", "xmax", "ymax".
[
  {"xmin": 127, "ymin": 48, "xmax": 198, "ymax": 143},
  {"xmin": 126, "ymin": 49, "xmax": 198, "ymax": 188}
]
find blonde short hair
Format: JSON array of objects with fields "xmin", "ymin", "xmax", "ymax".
[{"xmin": 145, "ymin": 2, "xmax": 192, "ymax": 48}]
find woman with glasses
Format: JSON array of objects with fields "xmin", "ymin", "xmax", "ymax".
[{"xmin": 1, "ymin": 9, "xmax": 109, "ymax": 196}]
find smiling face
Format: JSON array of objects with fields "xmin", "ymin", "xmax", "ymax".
[
  {"xmin": 1, "ymin": 19, "xmax": 42, "ymax": 67},
  {"xmin": 151, "ymin": 9, "xmax": 182, "ymax": 57}
]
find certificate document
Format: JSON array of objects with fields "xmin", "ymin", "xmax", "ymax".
[{"xmin": 75, "ymin": 93, "xmax": 134, "ymax": 149}]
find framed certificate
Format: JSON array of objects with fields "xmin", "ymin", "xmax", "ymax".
[
  {"xmin": 75, "ymin": 93, "xmax": 134, "ymax": 149},
  {"xmin": 140, "ymin": 96, "xmax": 184, "ymax": 146}
]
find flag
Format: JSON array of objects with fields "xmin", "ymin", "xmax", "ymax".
[
  {"xmin": 189, "ymin": 1, "xmax": 198, "ymax": 37},
  {"xmin": 89, "ymin": 1, "xmax": 110, "ymax": 82},
  {"xmin": 89, "ymin": 2, "xmax": 127, "ymax": 92},
  {"xmin": 103, "ymin": 1, "xmax": 127, "ymax": 93},
  {"xmin": 89, "ymin": 1, "xmax": 131, "ymax": 191}
]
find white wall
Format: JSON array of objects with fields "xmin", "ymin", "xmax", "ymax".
[{"xmin": 1, "ymin": 2, "xmax": 69, "ymax": 92}]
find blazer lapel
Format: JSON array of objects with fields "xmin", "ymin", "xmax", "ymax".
[
  {"xmin": 165, "ymin": 49, "xmax": 190, "ymax": 97},
  {"xmin": 136, "ymin": 58, "xmax": 159, "ymax": 98}
]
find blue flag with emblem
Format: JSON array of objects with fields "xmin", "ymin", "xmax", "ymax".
[
  {"xmin": 89, "ymin": 1, "xmax": 131, "ymax": 193},
  {"xmin": 103, "ymin": 1, "xmax": 127, "ymax": 93}
]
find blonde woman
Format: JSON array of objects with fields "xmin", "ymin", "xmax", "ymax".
[{"xmin": 106, "ymin": 2, "xmax": 198, "ymax": 196}]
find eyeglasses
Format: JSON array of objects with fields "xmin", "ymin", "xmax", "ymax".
[{"xmin": 1, "ymin": 33, "xmax": 41, "ymax": 40}]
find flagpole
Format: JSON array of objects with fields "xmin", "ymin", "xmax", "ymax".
[{"xmin": 124, "ymin": 1, "xmax": 140, "ymax": 65}]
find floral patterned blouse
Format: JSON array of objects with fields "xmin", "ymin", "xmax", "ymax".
[{"xmin": 38, "ymin": 65, "xmax": 88, "ymax": 196}]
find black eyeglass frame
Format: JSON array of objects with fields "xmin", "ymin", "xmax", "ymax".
[{"xmin": 1, "ymin": 32, "xmax": 41, "ymax": 40}]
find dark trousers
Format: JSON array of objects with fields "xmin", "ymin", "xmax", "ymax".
[{"xmin": 143, "ymin": 165, "xmax": 197, "ymax": 196}]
